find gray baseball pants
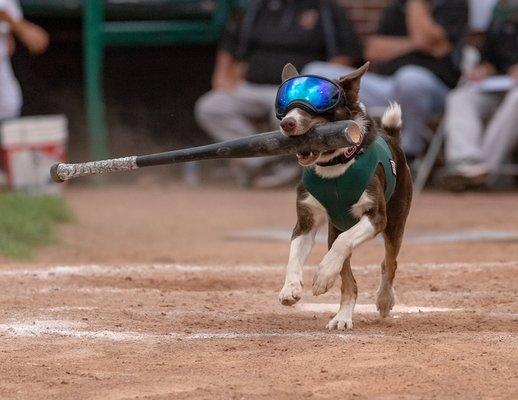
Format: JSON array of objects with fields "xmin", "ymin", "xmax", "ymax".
[{"xmin": 444, "ymin": 85, "xmax": 518, "ymax": 173}]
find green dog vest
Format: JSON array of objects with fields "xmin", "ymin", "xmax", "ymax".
[{"xmin": 302, "ymin": 136, "xmax": 396, "ymax": 232}]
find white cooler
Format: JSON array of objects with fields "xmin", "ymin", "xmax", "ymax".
[{"xmin": 0, "ymin": 115, "xmax": 68, "ymax": 194}]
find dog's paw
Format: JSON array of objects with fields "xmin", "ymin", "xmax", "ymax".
[
  {"xmin": 312, "ymin": 252, "xmax": 342, "ymax": 296},
  {"xmin": 312, "ymin": 265, "xmax": 340, "ymax": 296},
  {"xmin": 278, "ymin": 281, "xmax": 303, "ymax": 306},
  {"xmin": 327, "ymin": 314, "xmax": 353, "ymax": 330},
  {"xmin": 376, "ymin": 285, "xmax": 395, "ymax": 318}
]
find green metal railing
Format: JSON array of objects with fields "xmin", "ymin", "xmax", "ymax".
[
  {"xmin": 20, "ymin": 1, "xmax": 236, "ymax": 159},
  {"xmin": 83, "ymin": 0, "xmax": 232, "ymax": 159}
]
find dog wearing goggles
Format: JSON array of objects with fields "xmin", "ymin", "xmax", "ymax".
[{"xmin": 277, "ymin": 62, "xmax": 412, "ymax": 330}]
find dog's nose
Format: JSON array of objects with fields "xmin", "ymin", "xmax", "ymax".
[{"xmin": 280, "ymin": 117, "xmax": 297, "ymax": 134}]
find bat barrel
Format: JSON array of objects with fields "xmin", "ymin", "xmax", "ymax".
[
  {"xmin": 50, "ymin": 120, "xmax": 359, "ymax": 183},
  {"xmin": 135, "ymin": 120, "xmax": 359, "ymax": 167}
]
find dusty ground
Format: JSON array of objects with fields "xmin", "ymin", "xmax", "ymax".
[{"xmin": 0, "ymin": 182, "xmax": 517, "ymax": 399}]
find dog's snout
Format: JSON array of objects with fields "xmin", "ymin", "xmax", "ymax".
[{"xmin": 280, "ymin": 117, "xmax": 297, "ymax": 134}]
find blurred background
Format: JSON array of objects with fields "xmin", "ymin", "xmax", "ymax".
[
  {"xmin": 0, "ymin": 0, "xmax": 517, "ymax": 259},
  {"xmin": 0, "ymin": 4, "xmax": 517, "ymax": 397}
]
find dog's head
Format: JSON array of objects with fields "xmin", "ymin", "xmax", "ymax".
[{"xmin": 278, "ymin": 62, "xmax": 370, "ymax": 166}]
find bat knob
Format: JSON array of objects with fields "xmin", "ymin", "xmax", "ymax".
[
  {"xmin": 50, "ymin": 163, "xmax": 64, "ymax": 183},
  {"xmin": 345, "ymin": 121, "xmax": 362, "ymax": 145}
]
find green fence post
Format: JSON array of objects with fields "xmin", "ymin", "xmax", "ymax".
[{"xmin": 84, "ymin": 0, "xmax": 109, "ymax": 160}]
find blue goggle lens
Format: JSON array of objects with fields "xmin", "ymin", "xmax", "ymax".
[{"xmin": 276, "ymin": 76, "xmax": 341, "ymax": 117}]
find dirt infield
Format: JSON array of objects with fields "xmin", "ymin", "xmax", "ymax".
[{"xmin": 0, "ymin": 184, "xmax": 517, "ymax": 399}]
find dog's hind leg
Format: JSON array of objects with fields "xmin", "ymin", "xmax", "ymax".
[
  {"xmin": 376, "ymin": 194, "xmax": 410, "ymax": 317},
  {"xmin": 327, "ymin": 257, "xmax": 357, "ymax": 330},
  {"xmin": 376, "ymin": 233, "xmax": 401, "ymax": 318}
]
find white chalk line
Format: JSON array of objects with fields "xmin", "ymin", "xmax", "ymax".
[
  {"xmin": 0, "ymin": 319, "xmax": 381, "ymax": 342},
  {"xmin": 41, "ymin": 304, "xmax": 516, "ymax": 320},
  {"xmin": 45, "ymin": 306, "xmax": 97, "ymax": 312},
  {"xmin": 0, "ymin": 320, "xmax": 157, "ymax": 341},
  {"xmin": 229, "ymin": 227, "xmax": 518, "ymax": 244},
  {"xmin": 0, "ymin": 261, "xmax": 516, "ymax": 279},
  {"xmin": 35, "ymin": 287, "xmax": 163, "ymax": 295},
  {"xmin": 296, "ymin": 303, "xmax": 459, "ymax": 314},
  {"xmin": 0, "ymin": 264, "xmax": 284, "ymax": 278},
  {"xmin": 0, "ymin": 299, "xmax": 463, "ymax": 343}
]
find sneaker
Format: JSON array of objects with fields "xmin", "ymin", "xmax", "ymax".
[
  {"xmin": 252, "ymin": 161, "xmax": 301, "ymax": 189},
  {"xmin": 438, "ymin": 161, "xmax": 490, "ymax": 191}
]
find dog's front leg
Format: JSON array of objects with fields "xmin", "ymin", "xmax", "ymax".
[
  {"xmin": 279, "ymin": 189, "xmax": 325, "ymax": 306},
  {"xmin": 313, "ymin": 215, "xmax": 379, "ymax": 296},
  {"xmin": 327, "ymin": 257, "xmax": 356, "ymax": 330}
]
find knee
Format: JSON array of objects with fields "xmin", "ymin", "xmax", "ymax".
[
  {"xmin": 302, "ymin": 61, "xmax": 352, "ymax": 80},
  {"xmin": 302, "ymin": 61, "xmax": 328, "ymax": 74},
  {"xmin": 194, "ymin": 91, "xmax": 219, "ymax": 125},
  {"xmin": 194, "ymin": 90, "xmax": 240, "ymax": 124},
  {"xmin": 503, "ymin": 88, "xmax": 518, "ymax": 108},
  {"xmin": 393, "ymin": 66, "xmax": 435, "ymax": 98}
]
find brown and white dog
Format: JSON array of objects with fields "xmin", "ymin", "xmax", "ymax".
[{"xmin": 277, "ymin": 62, "xmax": 413, "ymax": 330}]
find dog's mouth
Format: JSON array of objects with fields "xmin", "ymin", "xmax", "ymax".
[{"xmin": 296, "ymin": 150, "xmax": 321, "ymax": 166}]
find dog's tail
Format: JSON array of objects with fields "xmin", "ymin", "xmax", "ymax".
[{"xmin": 381, "ymin": 102, "xmax": 402, "ymax": 140}]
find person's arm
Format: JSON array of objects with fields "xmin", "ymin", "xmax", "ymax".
[
  {"xmin": 0, "ymin": 9, "xmax": 11, "ymax": 23},
  {"xmin": 329, "ymin": 56, "xmax": 353, "ymax": 67},
  {"xmin": 364, "ymin": 36, "xmax": 416, "ymax": 62},
  {"xmin": 406, "ymin": 0, "xmax": 451, "ymax": 55},
  {"xmin": 466, "ymin": 62, "xmax": 497, "ymax": 82},
  {"xmin": 211, "ymin": 12, "xmax": 245, "ymax": 91},
  {"xmin": 12, "ymin": 19, "xmax": 49, "ymax": 54},
  {"xmin": 211, "ymin": 50, "xmax": 244, "ymax": 91},
  {"xmin": 0, "ymin": 9, "xmax": 49, "ymax": 54},
  {"xmin": 508, "ymin": 64, "xmax": 518, "ymax": 81},
  {"xmin": 365, "ymin": 0, "xmax": 416, "ymax": 62}
]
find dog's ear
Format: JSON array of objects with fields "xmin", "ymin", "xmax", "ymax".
[
  {"xmin": 338, "ymin": 62, "xmax": 370, "ymax": 103},
  {"xmin": 282, "ymin": 63, "xmax": 299, "ymax": 82}
]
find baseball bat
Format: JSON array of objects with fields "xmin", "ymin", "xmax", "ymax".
[{"xmin": 50, "ymin": 120, "xmax": 361, "ymax": 183}]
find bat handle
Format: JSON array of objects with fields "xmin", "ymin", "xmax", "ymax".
[{"xmin": 51, "ymin": 156, "xmax": 138, "ymax": 183}]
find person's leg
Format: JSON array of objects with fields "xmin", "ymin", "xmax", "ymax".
[
  {"xmin": 194, "ymin": 82, "xmax": 277, "ymax": 174},
  {"xmin": 194, "ymin": 83, "xmax": 273, "ymax": 142},
  {"xmin": 439, "ymin": 88, "xmax": 502, "ymax": 190},
  {"xmin": 444, "ymin": 86, "xmax": 500, "ymax": 164},
  {"xmin": 252, "ymin": 85, "xmax": 302, "ymax": 189},
  {"xmin": 195, "ymin": 82, "xmax": 295, "ymax": 186},
  {"xmin": 302, "ymin": 61, "xmax": 354, "ymax": 79},
  {"xmin": 482, "ymin": 88, "xmax": 518, "ymax": 174},
  {"xmin": 392, "ymin": 66, "xmax": 449, "ymax": 158},
  {"xmin": 302, "ymin": 61, "xmax": 394, "ymax": 108}
]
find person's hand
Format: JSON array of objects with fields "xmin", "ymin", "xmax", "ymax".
[
  {"xmin": 212, "ymin": 63, "xmax": 244, "ymax": 92},
  {"xmin": 212, "ymin": 74, "xmax": 240, "ymax": 92},
  {"xmin": 14, "ymin": 21, "xmax": 49, "ymax": 54},
  {"xmin": 508, "ymin": 64, "xmax": 518, "ymax": 81},
  {"xmin": 329, "ymin": 56, "xmax": 352, "ymax": 67},
  {"xmin": 467, "ymin": 63, "xmax": 496, "ymax": 82},
  {"xmin": 425, "ymin": 40, "xmax": 452, "ymax": 58}
]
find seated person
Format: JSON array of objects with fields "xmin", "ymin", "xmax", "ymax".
[
  {"xmin": 0, "ymin": 0, "xmax": 49, "ymax": 120},
  {"xmin": 195, "ymin": 0, "xmax": 362, "ymax": 187},
  {"xmin": 304, "ymin": 0, "xmax": 468, "ymax": 162},
  {"xmin": 441, "ymin": 0, "xmax": 518, "ymax": 190}
]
